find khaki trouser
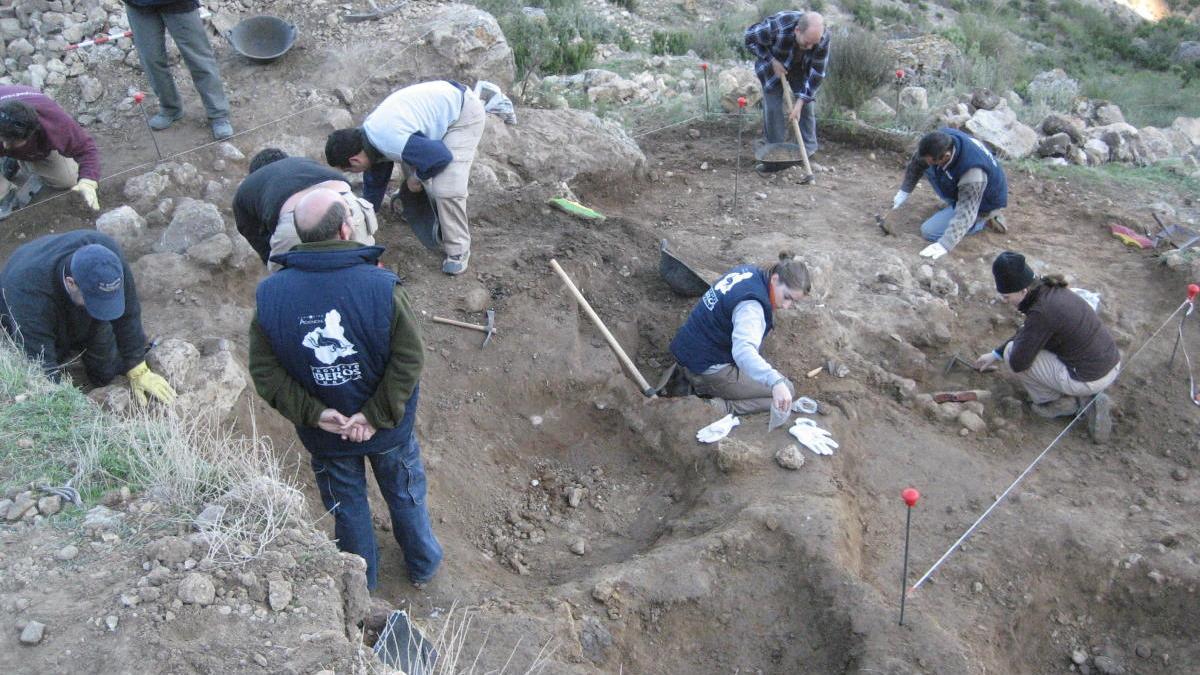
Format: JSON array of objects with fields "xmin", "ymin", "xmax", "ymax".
[
  {"xmin": 0, "ymin": 151, "xmax": 79, "ymax": 193},
  {"xmin": 267, "ymin": 190, "xmax": 379, "ymax": 271},
  {"xmin": 683, "ymin": 364, "xmax": 794, "ymax": 415},
  {"xmin": 1004, "ymin": 343, "xmax": 1120, "ymax": 405},
  {"xmin": 401, "ymin": 90, "xmax": 487, "ymax": 257}
]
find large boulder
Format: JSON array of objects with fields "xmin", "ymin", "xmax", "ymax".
[
  {"xmin": 1173, "ymin": 41, "xmax": 1200, "ymax": 65},
  {"xmin": 886, "ymin": 34, "xmax": 962, "ymax": 73},
  {"xmin": 95, "ymin": 206, "xmax": 147, "ymax": 254},
  {"xmin": 146, "ymin": 338, "xmax": 249, "ymax": 420},
  {"xmin": 123, "ymin": 170, "xmax": 169, "ymax": 206},
  {"xmin": 1087, "ymin": 122, "xmax": 1141, "ymax": 163},
  {"xmin": 717, "ymin": 67, "xmax": 760, "ymax": 113},
  {"xmin": 1138, "ymin": 127, "xmax": 1175, "ymax": 163},
  {"xmin": 1093, "ymin": 102, "xmax": 1125, "ymax": 126},
  {"xmin": 1173, "ymin": 117, "xmax": 1200, "ymax": 147},
  {"xmin": 131, "ymin": 252, "xmax": 212, "ymax": 301},
  {"xmin": 861, "ymin": 96, "xmax": 896, "ymax": 120},
  {"xmin": 475, "ymin": 109, "xmax": 645, "ymax": 190},
  {"xmin": 1026, "ymin": 68, "xmax": 1079, "ymax": 104},
  {"xmin": 897, "ymin": 86, "xmax": 928, "ymax": 115},
  {"xmin": 1040, "ymin": 113, "xmax": 1085, "ymax": 144},
  {"xmin": 156, "ymin": 198, "xmax": 225, "ymax": 254},
  {"xmin": 970, "ymin": 88, "xmax": 1001, "ymax": 111},
  {"xmin": 1083, "ymin": 138, "xmax": 1110, "ymax": 165},
  {"xmin": 1037, "ymin": 132, "xmax": 1072, "ymax": 158},
  {"xmin": 964, "ymin": 105, "xmax": 1037, "ymax": 159}
]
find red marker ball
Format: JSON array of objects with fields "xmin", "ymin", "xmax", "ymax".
[
  {"xmin": 895, "ymin": 69, "xmax": 905, "ymax": 79},
  {"xmin": 737, "ymin": 96, "xmax": 747, "ymax": 108},
  {"xmin": 133, "ymin": 92, "xmax": 145, "ymax": 104},
  {"xmin": 1188, "ymin": 283, "xmax": 1199, "ymax": 301},
  {"xmin": 902, "ymin": 488, "xmax": 920, "ymax": 507},
  {"xmin": 701, "ymin": 63, "xmax": 708, "ymax": 71}
]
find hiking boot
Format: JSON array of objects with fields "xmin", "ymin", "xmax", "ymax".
[
  {"xmin": 211, "ymin": 118, "xmax": 234, "ymax": 140},
  {"xmin": 755, "ymin": 162, "xmax": 785, "ymax": 176},
  {"xmin": 1086, "ymin": 393, "xmax": 1113, "ymax": 444},
  {"xmin": 148, "ymin": 110, "xmax": 184, "ymax": 130},
  {"xmin": 985, "ymin": 212, "xmax": 1008, "ymax": 233},
  {"xmin": 1030, "ymin": 396, "xmax": 1081, "ymax": 419},
  {"xmin": 442, "ymin": 251, "xmax": 470, "ymax": 275},
  {"xmin": 0, "ymin": 185, "xmax": 17, "ymax": 220},
  {"xmin": 1, "ymin": 157, "xmax": 19, "ymax": 180}
]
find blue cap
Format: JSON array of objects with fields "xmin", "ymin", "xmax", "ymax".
[{"xmin": 70, "ymin": 244, "xmax": 125, "ymax": 321}]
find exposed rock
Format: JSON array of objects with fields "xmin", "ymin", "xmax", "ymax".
[
  {"xmin": 83, "ymin": 505, "xmax": 124, "ymax": 532},
  {"xmin": 861, "ymin": 97, "xmax": 896, "ymax": 120},
  {"xmin": 1041, "ymin": 113, "xmax": 1085, "ymax": 144},
  {"xmin": 1138, "ymin": 127, "xmax": 1174, "ymax": 163},
  {"xmin": 54, "ymin": 545, "xmax": 79, "ymax": 561},
  {"xmin": 146, "ymin": 338, "xmax": 248, "ymax": 420},
  {"xmin": 131, "ymin": 252, "xmax": 213, "ymax": 301},
  {"xmin": 958, "ymin": 410, "xmax": 987, "ymax": 433},
  {"xmin": 393, "ymin": 5, "xmax": 515, "ymax": 89},
  {"xmin": 268, "ymin": 576, "xmax": 293, "ymax": 612},
  {"xmin": 1083, "ymin": 138, "xmax": 1110, "ymax": 165},
  {"xmin": 1037, "ymin": 132, "xmax": 1073, "ymax": 158},
  {"xmin": 194, "ymin": 504, "xmax": 226, "ymax": 530},
  {"xmin": 1088, "ymin": 123, "xmax": 1141, "ymax": 163},
  {"xmin": 95, "ymin": 206, "xmax": 147, "ymax": 253},
  {"xmin": 570, "ymin": 539, "xmax": 588, "ymax": 555},
  {"xmin": 6, "ymin": 494, "xmax": 36, "ymax": 521},
  {"xmin": 717, "ymin": 67, "xmax": 760, "ymax": 113},
  {"xmin": 715, "ymin": 438, "xmax": 756, "ymax": 473},
  {"xmin": 36, "ymin": 495, "xmax": 62, "ymax": 516},
  {"xmin": 965, "ymin": 106, "xmax": 1037, "ymax": 159},
  {"xmin": 156, "ymin": 198, "xmax": 225, "ymax": 254},
  {"xmin": 338, "ymin": 553, "xmax": 370, "ymax": 638},
  {"xmin": 774, "ymin": 446, "xmax": 805, "ymax": 470},
  {"xmin": 1172, "ymin": 116, "xmax": 1200, "ymax": 147},
  {"xmin": 123, "ymin": 171, "xmax": 170, "ymax": 205},
  {"xmin": 462, "ymin": 285, "xmax": 490, "ymax": 313},
  {"xmin": 78, "ymin": 75, "xmax": 103, "ymax": 103},
  {"xmin": 1172, "ymin": 41, "xmax": 1200, "ymax": 65},
  {"xmin": 150, "ymin": 536, "xmax": 194, "ymax": 566},
  {"xmin": 1093, "ymin": 102, "xmax": 1126, "ymax": 126},
  {"xmin": 324, "ymin": 106, "xmax": 353, "ymax": 131},
  {"xmin": 897, "ymin": 86, "xmax": 928, "ymax": 115},
  {"xmin": 177, "ymin": 573, "xmax": 216, "ymax": 606},
  {"xmin": 1027, "ymin": 68, "xmax": 1079, "ymax": 104},
  {"xmin": 939, "ymin": 102, "xmax": 972, "ymax": 129},
  {"xmin": 970, "ymin": 88, "xmax": 1001, "ymax": 111},
  {"xmin": 217, "ymin": 143, "xmax": 245, "ymax": 161},
  {"xmin": 1093, "ymin": 655, "xmax": 1124, "ymax": 675},
  {"xmin": 185, "ymin": 232, "xmax": 234, "ymax": 267},
  {"xmin": 19, "ymin": 620, "xmax": 45, "ymax": 645}
]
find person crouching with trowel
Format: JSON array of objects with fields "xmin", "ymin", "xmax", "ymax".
[
  {"xmin": 668, "ymin": 252, "xmax": 810, "ymax": 415},
  {"xmin": 0, "ymin": 87, "xmax": 102, "ymax": 218},
  {"xmin": 974, "ymin": 251, "xmax": 1120, "ymax": 444}
]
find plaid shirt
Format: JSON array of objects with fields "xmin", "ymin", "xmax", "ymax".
[{"xmin": 744, "ymin": 11, "xmax": 831, "ymax": 101}]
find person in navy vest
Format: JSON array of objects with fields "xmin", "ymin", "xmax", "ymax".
[
  {"xmin": 669, "ymin": 253, "xmax": 811, "ymax": 415},
  {"xmin": 248, "ymin": 188, "xmax": 441, "ymax": 589},
  {"xmin": 891, "ymin": 129, "xmax": 1009, "ymax": 260},
  {"xmin": 324, "ymin": 81, "xmax": 487, "ymax": 276}
]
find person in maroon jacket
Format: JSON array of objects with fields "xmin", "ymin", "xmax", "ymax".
[
  {"xmin": 974, "ymin": 251, "xmax": 1120, "ymax": 443},
  {"xmin": 0, "ymin": 86, "xmax": 101, "ymax": 216}
]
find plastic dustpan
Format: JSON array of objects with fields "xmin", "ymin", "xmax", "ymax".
[
  {"xmin": 391, "ymin": 184, "xmax": 442, "ymax": 251},
  {"xmin": 659, "ymin": 239, "xmax": 711, "ymax": 297}
]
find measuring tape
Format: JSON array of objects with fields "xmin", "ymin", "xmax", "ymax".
[{"xmin": 65, "ymin": 30, "xmax": 133, "ymax": 51}]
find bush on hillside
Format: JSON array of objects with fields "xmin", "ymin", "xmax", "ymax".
[
  {"xmin": 651, "ymin": 30, "xmax": 690, "ymax": 56},
  {"xmin": 823, "ymin": 26, "xmax": 892, "ymax": 111}
]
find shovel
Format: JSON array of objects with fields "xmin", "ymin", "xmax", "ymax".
[{"xmin": 754, "ymin": 87, "xmax": 816, "ymax": 183}]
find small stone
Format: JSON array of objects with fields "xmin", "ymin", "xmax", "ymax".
[
  {"xmin": 119, "ymin": 593, "xmax": 140, "ymax": 608},
  {"xmin": 253, "ymin": 654, "xmax": 269, "ymax": 667},
  {"xmin": 54, "ymin": 545, "xmax": 79, "ymax": 561},
  {"xmin": 1171, "ymin": 468, "xmax": 1188, "ymax": 481},
  {"xmin": 971, "ymin": 581, "xmax": 983, "ymax": 593},
  {"xmin": 104, "ymin": 615, "xmax": 118, "ymax": 631},
  {"xmin": 1092, "ymin": 655, "xmax": 1123, "ymax": 675},
  {"xmin": 463, "ymin": 286, "xmax": 490, "ymax": 313},
  {"xmin": 177, "ymin": 573, "xmax": 216, "ymax": 606},
  {"xmin": 687, "ymin": 128, "xmax": 700, "ymax": 139},
  {"xmin": 19, "ymin": 620, "xmax": 45, "ymax": 645},
  {"xmin": 1072, "ymin": 649, "xmax": 1088, "ymax": 665},
  {"xmin": 194, "ymin": 504, "xmax": 226, "ymax": 530},
  {"xmin": 570, "ymin": 539, "xmax": 587, "ymax": 555},
  {"xmin": 17, "ymin": 437, "xmax": 33, "ymax": 449},
  {"xmin": 566, "ymin": 487, "xmax": 584, "ymax": 508},
  {"xmin": 1135, "ymin": 644, "xmax": 1151, "ymax": 659},
  {"xmin": 774, "ymin": 446, "xmax": 805, "ymax": 470},
  {"xmin": 268, "ymin": 577, "xmax": 293, "ymax": 612},
  {"xmin": 36, "ymin": 495, "xmax": 62, "ymax": 516},
  {"xmin": 958, "ymin": 410, "xmax": 988, "ymax": 433}
]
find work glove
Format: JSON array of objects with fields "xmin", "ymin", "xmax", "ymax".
[
  {"xmin": 71, "ymin": 178, "xmax": 99, "ymax": 211},
  {"xmin": 892, "ymin": 190, "xmax": 909, "ymax": 210},
  {"xmin": 919, "ymin": 242, "xmax": 947, "ymax": 260},
  {"xmin": 697, "ymin": 413, "xmax": 739, "ymax": 444},
  {"xmin": 127, "ymin": 361, "xmax": 177, "ymax": 406},
  {"xmin": 974, "ymin": 350, "xmax": 1002, "ymax": 372},
  {"xmin": 789, "ymin": 418, "xmax": 838, "ymax": 456}
]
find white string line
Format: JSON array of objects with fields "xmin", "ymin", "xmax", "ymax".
[
  {"xmin": 910, "ymin": 297, "xmax": 1194, "ymax": 591},
  {"xmin": 3, "ymin": 19, "xmax": 447, "ymax": 220}
]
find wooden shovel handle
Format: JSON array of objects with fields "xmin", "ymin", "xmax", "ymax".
[
  {"xmin": 549, "ymin": 259, "xmax": 656, "ymax": 397},
  {"xmin": 781, "ymin": 86, "xmax": 814, "ymax": 178},
  {"xmin": 431, "ymin": 316, "xmax": 492, "ymax": 333}
]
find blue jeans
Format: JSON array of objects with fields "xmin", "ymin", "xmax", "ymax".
[
  {"xmin": 759, "ymin": 85, "xmax": 817, "ymax": 155},
  {"xmin": 920, "ymin": 181, "xmax": 987, "ymax": 242},
  {"xmin": 310, "ymin": 437, "xmax": 442, "ymax": 589}
]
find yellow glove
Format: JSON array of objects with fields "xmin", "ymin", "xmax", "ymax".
[
  {"xmin": 127, "ymin": 361, "xmax": 177, "ymax": 406},
  {"xmin": 71, "ymin": 178, "xmax": 99, "ymax": 211}
]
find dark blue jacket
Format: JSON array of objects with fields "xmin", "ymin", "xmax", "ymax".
[
  {"xmin": 0, "ymin": 230, "xmax": 146, "ymax": 377},
  {"xmin": 926, "ymin": 128, "xmax": 1008, "ymax": 214},
  {"xmin": 255, "ymin": 245, "xmax": 414, "ymax": 457},
  {"xmin": 670, "ymin": 266, "xmax": 773, "ymax": 374}
]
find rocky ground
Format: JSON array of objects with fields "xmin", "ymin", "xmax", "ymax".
[{"xmin": 2, "ymin": 1, "xmax": 1200, "ymax": 673}]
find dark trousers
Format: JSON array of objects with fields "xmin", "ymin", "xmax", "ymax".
[
  {"xmin": 310, "ymin": 436, "xmax": 442, "ymax": 589},
  {"xmin": 1, "ymin": 295, "xmax": 120, "ymax": 385},
  {"xmin": 362, "ymin": 161, "xmax": 395, "ymax": 212},
  {"xmin": 126, "ymin": 5, "xmax": 230, "ymax": 120}
]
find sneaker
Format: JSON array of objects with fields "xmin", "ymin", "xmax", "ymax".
[
  {"xmin": 442, "ymin": 251, "xmax": 470, "ymax": 275},
  {"xmin": 1030, "ymin": 396, "xmax": 1081, "ymax": 419},
  {"xmin": 0, "ymin": 185, "xmax": 17, "ymax": 220},
  {"xmin": 985, "ymin": 212, "xmax": 1008, "ymax": 234},
  {"xmin": 1086, "ymin": 393, "xmax": 1112, "ymax": 444},
  {"xmin": 148, "ymin": 110, "xmax": 183, "ymax": 131},
  {"xmin": 1, "ymin": 157, "xmax": 19, "ymax": 180},
  {"xmin": 211, "ymin": 118, "xmax": 234, "ymax": 140}
]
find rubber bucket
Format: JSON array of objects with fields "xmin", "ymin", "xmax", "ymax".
[{"xmin": 227, "ymin": 16, "xmax": 297, "ymax": 64}]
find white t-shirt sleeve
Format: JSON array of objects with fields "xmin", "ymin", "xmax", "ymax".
[{"xmin": 730, "ymin": 300, "xmax": 786, "ymax": 388}]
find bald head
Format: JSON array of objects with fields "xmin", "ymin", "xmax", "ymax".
[
  {"xmin": 294, "ymin": 188, "xmax": 348, "ymax": 243},
  {"xmin": 796, "ymin": 12, "xmax": 824, "ymax": 50}
]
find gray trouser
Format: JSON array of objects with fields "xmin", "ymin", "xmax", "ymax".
[
  {"xmin": 127, "ymin": 5, "xmax": 230, "ymax": 120},
  {"xmin": 759, "ymin": 86, "xmax": 817, "ymax": 155},
  {"xmin": 683, "ymin": 364, "xmax": 794, "ymax": 416}
]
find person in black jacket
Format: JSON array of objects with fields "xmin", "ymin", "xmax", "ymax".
[
  {"xmin": 232, "ymin": 148, "xmax": 377, "ymax": 271},
  {"xmin": 974, "ymin": 251, "xmax": 1120, "ymax": 443},
  {"xmin": 0, "ymin": 230, "xmax": 175, "ymax": 404}
]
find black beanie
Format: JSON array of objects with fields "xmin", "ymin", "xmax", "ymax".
[{"xmin": 992, "ymin": 251, "xmax": 1035, "ymax": 294}]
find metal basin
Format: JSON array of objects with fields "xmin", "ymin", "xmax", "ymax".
[{"xmin": 227, "ymin": 15, "xmax": 297, "ymax": 64}]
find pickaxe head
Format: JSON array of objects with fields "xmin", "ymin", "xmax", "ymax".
[{"xmin": 482, "ymin": 309, "xmax": 496, "ymax": 347}]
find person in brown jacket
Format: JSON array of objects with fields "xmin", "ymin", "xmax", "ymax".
[{"xmin": 974, "ymin": 251, "xmax": 1120, "ymax": 443}]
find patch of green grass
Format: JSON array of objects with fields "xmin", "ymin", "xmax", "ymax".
[
  {"xmin": 474, "ymin": 0, "xmax": 619, "ymax": 78},
  {"xmin": 1016, "ymin": 159, "xmax": 1200, "ymax": 198},
  {"xmin": 650, "ymin": 30, "xmax": 690, "ymax": 56}
]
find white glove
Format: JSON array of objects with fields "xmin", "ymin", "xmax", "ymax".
[
  {"xmin": 892, "ymin": 190, "xmax": 909, "ymax": 210},
  {"xmin": 919, "ymin": 242, "xmax": 947, "ymax": 260},
  {"xmin": 789, "ymin": 418, "xmax": 838, "ymax": 456},
  {"xmin": 974, "ymin": 350, "xmax": 1001, "ymax": 372},
  {"xmin": 697, "ymin": 413, "xmax": 740, "ymax": 443}
]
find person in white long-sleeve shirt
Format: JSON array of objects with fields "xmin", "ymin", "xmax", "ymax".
[{"xmin": 669, "ymin": 253, "xmax": 811, "ymax": 415}]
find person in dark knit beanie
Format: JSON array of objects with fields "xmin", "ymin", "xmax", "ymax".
[{"xmin": 973, "ymin": 251, "xmax": 1121, "ymax": 443}]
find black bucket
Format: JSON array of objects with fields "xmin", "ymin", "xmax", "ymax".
[
  {"xmin": 391, "ymin": 184, "xmax": 442, "ymax": 251},
  {"xmin": 227, "ymin": 16, "xmax": 297, "ymax": 64},
  {"xmin": 659, "ymin": 239, "xmax": 711, "ymax": 297},
  {"xmin": 754, "ymin": 141, "xmax": 806, "ymax": 169}
]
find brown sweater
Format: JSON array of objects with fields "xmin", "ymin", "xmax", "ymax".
[{"xmin": 1002, "ymin": 283, "xmax": 1120, "ymax": 382}]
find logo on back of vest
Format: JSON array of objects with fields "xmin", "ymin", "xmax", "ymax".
[
  {"xmin": 302, "ymin": 310, "xmax": 362, "ymax": 386},
  {"xmin": 703, "ymin": 271, "xmax": 754, "ymax": 310}
]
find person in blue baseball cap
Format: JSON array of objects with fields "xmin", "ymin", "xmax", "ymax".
[{"xmin": 0, "ymin": 230, "xmax": 176, "ymax": 404}]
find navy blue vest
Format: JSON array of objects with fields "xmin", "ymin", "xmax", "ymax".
[
  {"xmin": 670, "ymin": 266, "xmax": 774, "ymax": 373},
  {"xmin": 926, "ymin": 128, "xmax": 1008, "ymax": 214},
  {"xmin": 256, "ymin": 245, "xmax": 415, "ymax": 457}
]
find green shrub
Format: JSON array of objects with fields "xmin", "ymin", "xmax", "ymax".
[
  {"xmin": 823, "ymin": 26, "xmax": 891, "ymax": 111},
  {"xmin": 755, "ymin": 0, "xmax": 796, "ymax": 18},
  {"xmin": 809, "ymin": 0, "xmax": 826, "ymax": 10},
  {"xmin": 486, "ymin": 0, "xmax": 620, "ymax": 78},
  {"xmin": 650, "ymin": 30, "xmax": 690, "ymax": 56},
  {"xmin": 606, "ymin": 0, "xmax": 637, "ymax": 11},
  {"xmin": 616, "ymin": 27, "xmax": 635, "ymax": 52},
  {"xmin": 842, "ymin": 0, "xmax": 876, "ymax": 27}
]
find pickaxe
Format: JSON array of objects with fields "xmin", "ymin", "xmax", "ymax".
[{"xmin": 432, "ymin": 309, "xmax": 496, "ymax": 347}]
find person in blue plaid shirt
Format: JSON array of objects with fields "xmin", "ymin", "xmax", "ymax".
[{"xmin": 743, "ymin": 11, "xmax": 829, "ymax": 173}]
